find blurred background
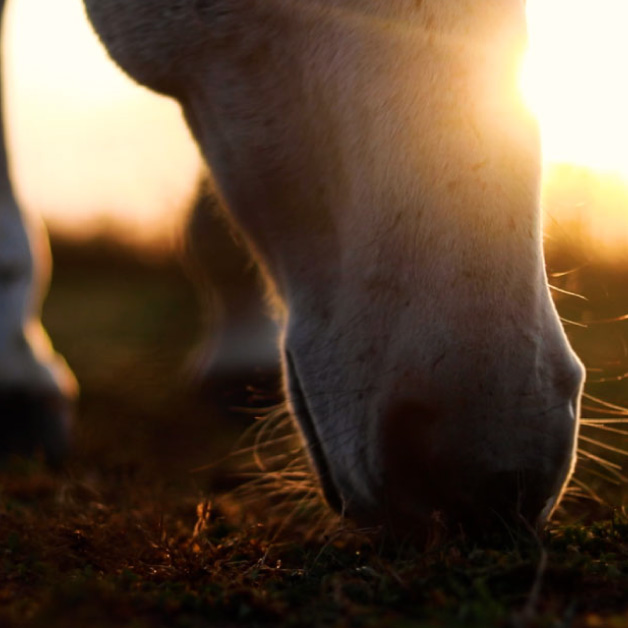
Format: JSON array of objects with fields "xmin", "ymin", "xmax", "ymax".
[
  {"xmin": 1, "ymin": 0, "xmax": 628, "ymax": 509},
  {"xmin": 3, "ymin": 0, "xmax": 628, "ymax": 255}
]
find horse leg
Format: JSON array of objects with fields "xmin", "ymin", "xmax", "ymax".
[
  {"xmin": 184, "ymin": 176, "xmax": 280, "ymax": 407},
  {"xmin": 0, "ymin": 0, "xmax": 77, "ymax": 465}
]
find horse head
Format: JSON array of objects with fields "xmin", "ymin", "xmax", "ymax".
[{"xmin": 83, "ymin": 0, "xmax": 584, "ymax": 537}]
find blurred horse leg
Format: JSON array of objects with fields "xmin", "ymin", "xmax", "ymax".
[
  {"xmin": 0, "ymin": 0, "xmax": 77, "ymax": 465},
  {"xmin": 184, "ymin": 176, "xmax": 280, "ymax": 408}
]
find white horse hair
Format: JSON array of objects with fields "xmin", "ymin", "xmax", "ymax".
[{"xmin": 0, "ymin": 0, "xmax": 584, "ymax": 537}]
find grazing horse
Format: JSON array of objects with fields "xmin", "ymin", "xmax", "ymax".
[{"xmin": 2, "ymin": 0, "xmax": 585, "ymax": 536}]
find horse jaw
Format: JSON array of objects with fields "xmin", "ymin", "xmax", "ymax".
[{"xmin": 83, "ymin": 0, "xmax": 584, "ymax": 537}]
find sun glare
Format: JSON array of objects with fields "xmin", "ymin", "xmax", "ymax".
[
  {"xmin": 523, "ymin": 0, "xmax": 628, "ymax": 175},
  {"xmin": 521, "ymin": 0, "xmax": 628, "ymax": 256}
]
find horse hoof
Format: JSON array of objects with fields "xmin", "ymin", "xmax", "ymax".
[{"xmin": 0, "ymin": 387, "xmax": 74, "ymax": 468}]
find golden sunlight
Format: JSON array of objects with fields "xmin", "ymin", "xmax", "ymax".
[
  {"xmin": 3, "ymin": 0, "xmax": 201, "ymax": 248},
  {"xmin": 523, "ymin": 0, "xmax": 628, "ymax": 175},
  {"xmin": 523, "ymin": 0, "xmax": 628, "ymax": 256}
]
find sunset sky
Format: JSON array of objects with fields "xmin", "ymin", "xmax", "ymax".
[
  {"xmin": 3, "ymin": 0, "xmax": 628, "ymax": 252},
  {"xmin": 4, "ymin": 0, "xmax": 202, "ymax": 247}
]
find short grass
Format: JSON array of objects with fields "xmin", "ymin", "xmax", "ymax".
[{"xmin": 1, "ymin": 236, "xmax": 628, "ymax": 628}]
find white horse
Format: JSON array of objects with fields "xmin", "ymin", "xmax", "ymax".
[{"xmin": 1, "ymin": 0, "xmax": 585, "ymax": 536}]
